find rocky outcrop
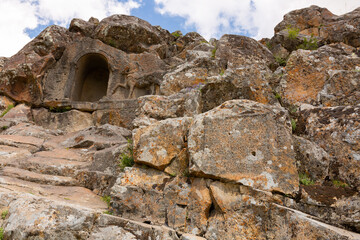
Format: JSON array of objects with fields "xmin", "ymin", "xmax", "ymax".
[{"xmin": 0, "ymin": 4, "xmax": 360, "ymax": 240}]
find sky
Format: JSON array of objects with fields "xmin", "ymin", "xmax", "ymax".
[{"xmin": 0, "ymin": 0, "xmax": 359, "ymax": 57}]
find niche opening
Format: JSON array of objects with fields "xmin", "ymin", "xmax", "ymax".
[{"xmin": 72, "ymin": 53, "xmax": 110, "ymax": 101}]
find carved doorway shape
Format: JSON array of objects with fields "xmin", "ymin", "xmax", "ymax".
[{"xmin": 72, "ymin": 53, "xmax": 110, "ymax": 101}]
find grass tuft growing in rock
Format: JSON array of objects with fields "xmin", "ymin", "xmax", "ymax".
[
  {"xmin": 0, "ymin": 104, "xmax": 14, "ymax": 118},
  {"xmin": 119, "ymin": 139, "xmax": 134, "ymax": 170},
  {"xmin": 101, "ymin": 195, "xmax": 111, "ymax": 208},
  {"xmin": 1, "ymin": 210, "xmax": 8, "ymax": 220},
  {"xmin": 299, "ymin": 173, "xmax": 314, "ymax": 186},
  {"xmin": 297, "ymin": 35, "xmax": 318, "ymax": 50},
  {"xmin": 332, "ymin": 180, "xmax": 349, "ymax": 188},
  {"xmin": 0, "ymin": 227, "xmax": 3, "ymax": 240},
  {"xmin": 286, "ymin": 26, "xmax": 300, "ymax": 40}
]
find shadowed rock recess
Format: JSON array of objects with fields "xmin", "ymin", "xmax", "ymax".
[{"xmin": 0, "ymin": 5, "xmax": 359, "ymax": 240}]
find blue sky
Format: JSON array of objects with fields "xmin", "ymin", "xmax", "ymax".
[{"xmin": 0, "ymin": 0, "xmax": 358, "ymax": 57}]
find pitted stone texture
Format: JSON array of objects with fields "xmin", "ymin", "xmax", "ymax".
[
  {"xmin": 133, "ymin": 117, "xmax": 192, "ymax": 170},
  {"xmin": 110, "ymin": 167, "xmax": 212, "ymax": 235},
  {"xmin": 298, "ymin": 105, "xmax": 360, "ymax": 189},
  {"xmin": 293, "ymin": 136, "xmax": 331, "ymax": 184},
  {"xmin": 94, "ymin": 15, "xmax": 172, "ymax": 55},
  {"xmin": 0, "ymin": 26, "xmax": 72, "ymax": 104},
  {"xmin": 278, "ymin": 43, "xmax": 360, "ymax": 106},
  {"xmin": 216, "ymin": 35, "xmax": 276, "ymax": 104},
  {"xmin": 188, "ymin": 99, "xmax": 298, "ymax": 195},
  {"xmin": 274, "ymin": 5, "xmax": 360, "ymax": 48},
  {"xmin": 32, "ymin": 108, "xmax": 94, "ymax": 133}
]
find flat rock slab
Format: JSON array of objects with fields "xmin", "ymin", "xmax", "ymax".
[
  {"xmin": 34, "ymin": 148, "xmax": 85, "ymax": 162},
  {"xmin": 15, "ymin": 156, "xmax": 90, "ymax": 176},
  {"xmin": 188, "ymin": 99, "xmax": 299, "ymax": 195},
  {"xmin": 0, "ymin": 135, "xmax": 44, "ymax": 152},
  {"xmin": 1, "ymin": 166, "xmax": 77, "ymax": 186},
  {"xmin": 0, "ymin": 176, "xmax": 106, "ymax": 210},
  {"xmin": 0, "ymin": 145, "xmax": 31, "ymax": 164}
]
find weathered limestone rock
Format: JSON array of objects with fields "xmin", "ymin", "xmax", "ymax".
[
  {"xmin": 32, "ymin": 108, "xmax": 94, "ymax": 133},
  {"xmin": 274, "ymin": 5, "xmax": 360, "ymax": 48},
  {"xmin": 111, "ymin": 167, "xmax": 170, "ymax": 224},
  {"xmin": 94, "ymin": 15, "xmax": 172, "ymax": 55},
  {"xmin": 110, "ymin": 167, "xmax": 212, "ymax": 235},
  {"xmin": 293, "ymin": 136, "xmax": 331, "ymax": 184},
  {"xmin": 298, "ymin": 105, "xmax": 360, "ymax": 189},
  {"xmin": 216, "ymin": 35, "xmax": 277, "ymax": 104},
  {"xmin": 1, "ymin": 104, "xmax": 31, "ymax": 122},
  {"xmin": 188, "ymin": 100, "xmax": 298, "ymax": 195},
  {"xmin": 133, "ymin": 117, "xmax": 192, "ymax": 170},
  {"xmin": 0, "ymin": 96, "xmax": 14, "ymax": 115},
  {"xmin": 278, "ymin": 43, "xmax": 360, "ymax": 106},
  {"xmin": 0, "ymin": 26, "xmax": 72, "ymax": 104},
  {"xmin": 69, "ymin": 18, "xmax": 98, "ymax": 37}
]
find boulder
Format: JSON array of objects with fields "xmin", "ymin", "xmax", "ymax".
[
  {"xmin": 94, "ymin": 15, "xmax": 172, "ymax": 56},
  {"xmin": 298, "ymin": 105, "xmax": 360, "ymax": 189},
  {"xmin": 133, "ymin": 117, "xmax": 192, "ymax": 170},
  {"xmin": 32, "ymin": 108, "xmax": 94, "ymax": 133},
  {"xmin": 273, "ymin": 5, "xmax": 360, "ymax": 48},
  {"xmin": 0, "ymin": 26, "xmax": 72, "ymax": 104},
  {"xmin": 293, "ymin": 135, "xmax": 331, "ymax": 184},
  {"xmin": 69, "ymin": 17, "xmax": 99, "ymax": 37},
  {"xmin": 188, "ymin": 100, "xmax": 298, "ymax": 195},
  {"xmin": 277, "ymin": 43, "xmax": 360, "ymax": 106}
]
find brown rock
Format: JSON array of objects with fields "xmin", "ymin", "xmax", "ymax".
[
  {"xmin": 293, "ymin": 136, "xmax": 331, "ymax": 184},
  {"xmin": 94, "ymin": 15, "xmax": 172, "ymax": 55},
  {"xmin": 133, "ymin": 117, "xmax": 192, "ymax": 170},
  {"xmin": 298, "ymin": 105, "xmax": 360, "ymax": 189},
  {"xmin": 278, "ymin": 43, "xmax": 360, "ymax": 106},
  {"xmin": 0, "ymin": 26, "xmax": 72, "ymax": 104},
  {"xmin": 188, "ymin": 100, "xmax": 298, "ymax": 195},
  {"xmin": 32, "ymin": 108, "xmax": 94, "ymax": 133},
  {"xmin": 69, "ymin": 18, "xmax": 98, "ymax": 37}
]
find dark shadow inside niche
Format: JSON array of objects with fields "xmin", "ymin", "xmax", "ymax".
[{"xmin": 72, "ymin": 53, "xmax": 110, "ymax": 102}]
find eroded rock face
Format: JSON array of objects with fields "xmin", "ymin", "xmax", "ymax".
[
  {"xmin": 298, "ymin": 105, "xmax": 360, "ymax": 189},
  {"xmin": 133, "ymin": 117, "xmax": 192, "ymax": 170},
  {"xmin": 273, "ymin": 5, "xmax": 360, "ymax": 49},
  {"xmin": 188, "ymin": 100, "xmax": 298, "ymax": 195},
  {"xmin": 277, "ymin": 43, "xmax": 360, "ymax": 106},
  {"xmin": 94, "ymin": 15, "xmax": 172, "ymax": 55}
]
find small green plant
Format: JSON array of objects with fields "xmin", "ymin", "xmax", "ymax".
[
  {"xmin": 171, "ymin": 31, "xmax": 181, "ymax": 38},
  {"xmin": 0, "ymin": 104, "xmax": 14, "ymax": 118},
  {"xmin": 49, "ymin": 106, "xmax": 71, "ymax": 113},
  {"xmin": 299, "ymin": 173, "xmax": 314, "ymax": 186},
  {"xmin": 101, "ymin": 195, "xmax": 111, "ymax": 208},
  {"xmin": 273, "ymin": 92, "xmax": 281, "ymax": 100},
  {"xmin": 297, "ymin": 35, "xmax": 318, "ymax": 50},
  {"xmin": 1, "ymin": 210, "xmax": 8, "ymax": 220},
  {"xmin": 1, "ymin": 126, "xmax": 9, "ymax": 131},
  {"xmin": 220, "ymin": 68, "xmax": 225, "ymax": 76},
  {"xmin": 291, "ymin": 119, "xmax": 297, "ymax": 132},
  {"xmin": 286, "ymin": 26, "xmax": 300, "ymax": 40},
  {"xmin": 103, "ymin": 210, "xmax": 113, "ymax": 215},
  {"xmin": 0, "ymin": 227, "xmax": 3, "ymax": 240},
  {"xmin": 266, "ymin": 42, "xmax": 273, "ymax": 50},
  {"xmin": 119, "ymin": 139, "xmax": 134, "ymax": 170},
  {"xmin": 275, "ymin": 56, "xmax": 287, "ymax": 66},
  {"xmin": 332, "ymin": 180, "xmax": 349, "ymax": 188},
  {"xmin": 211, "ymin": 48, "xmax": 216, "ymax": 58},
  {"xmin": 289, "ymin": 105, "xmax": 298, "ymax": 114},
  {"xmin": 200, "ymin": 40, "xmax": 208, "ymax": 44}
]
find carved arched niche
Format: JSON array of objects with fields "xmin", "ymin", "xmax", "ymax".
[{"xmin": 71, "ymin": 53, "xmax": 110, "ymax": 101}]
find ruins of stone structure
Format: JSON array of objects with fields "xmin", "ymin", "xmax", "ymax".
[{"xmin": 0, "ymin": 5, "xmax": 359, "ymax": 240}]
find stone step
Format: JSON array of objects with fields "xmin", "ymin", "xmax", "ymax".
[
  {"xmin": 0, "ymin": 134, "xmax": 44, "ymax": 153},
  {"xmin": 0, "ymin": 145, "xmax": 32, "ymax": 165},
  {"xmin": 1, "ymin": 166, "xmax": 77, "ymax": 186},
  {"xmin": 13, "ymin": 156, "xmax": 91, "ymax": 177},
  {"xmin": 34, "ymin": 148, "xmax": 89, "ymax": 162},
  {"xmin": 0, "ymin": 176, "xmax": 106, "ymax": 210}
]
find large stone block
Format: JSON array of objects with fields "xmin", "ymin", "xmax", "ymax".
[{"xmin": 188, "ymin": 99, "xmax": 298, "ymax": 195}]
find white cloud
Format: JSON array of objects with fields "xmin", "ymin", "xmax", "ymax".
[
  {"xmin": 0, "ymin": 0, "xmax": 38, "ymax": 57},
  {"xmin": 0, "ymin": 0, "xmax": 141, "ymax": 57},
  {"xmin": 155, "ymin": 0, "xmax": 360, "ymax": 40}
]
